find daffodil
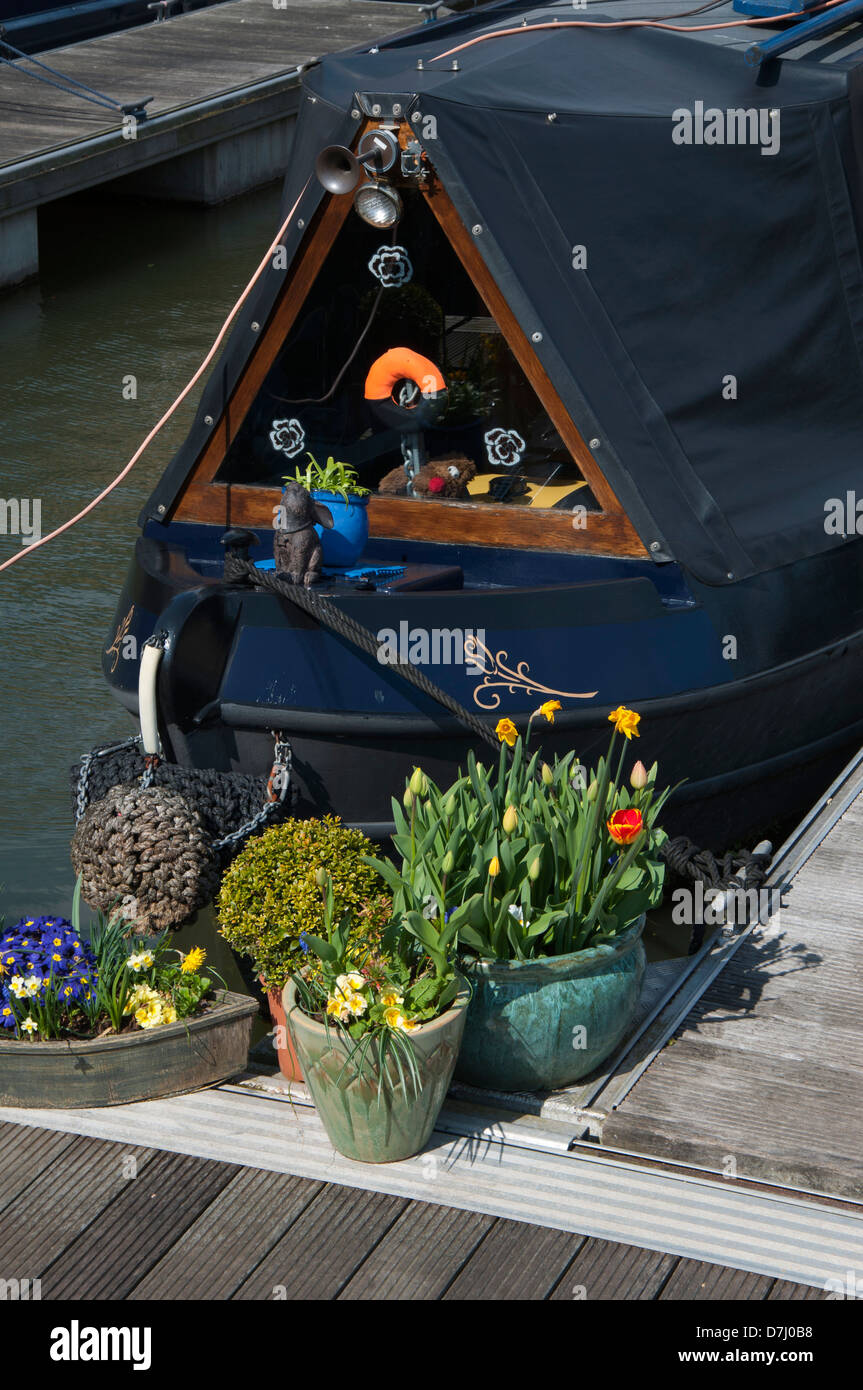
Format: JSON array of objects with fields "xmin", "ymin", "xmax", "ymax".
[
  {"xmin": 127, "ymin": 950, "xmax": 155, "ymax": 973},
  {"xmin": 608, "ymin": 705, "xmax": 640, "ymax": 740},
  {"xmin": 495, "ymin": 717, "xmax": 518, "ymax": 747},
  {"xmin": 181, "ymin": 946, "xmax": 206, "ymax": 974},
  {"xmin": 20, "ymin": 1017, "xmax": 38, "ymax": 1036},
  {"xmin": 535, "ymin": 699, "xmax": 561, "ymax": 723}
]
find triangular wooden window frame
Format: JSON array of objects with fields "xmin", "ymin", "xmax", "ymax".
[{"xmin": 171, "ymin": 121, "xmax": 645, "ymax": 558}]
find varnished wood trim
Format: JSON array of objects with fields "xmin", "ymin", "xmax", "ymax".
[
  {"xmin": 178, "ymin": 481, "xmax": 645, "ymax": 555},
  {"xmin": 173, "ymin": 121, "xmax": 646, "ymax": 559},
  {"xmin": 171, "ymin": 191, "xmax": 354, "ymax": 513}
]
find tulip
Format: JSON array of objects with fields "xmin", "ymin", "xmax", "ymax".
[
  {"xmin": 403, "ymin": 787, "xmax": 414, "ymax": 810},
  {"xmin": 607, "ymin": 808, "xmax": 644, "ymax": 845},
  {"xmin": 528, "ymin": 850, "xmax": 542, "ymax": 881},
  {"xmin": 502, "ymin": 805, "xmax": 518, "ymax": 834},
  {"xmin": 442, "ymin": 850, "xmax": 455, "ymax": 875},
  {"xmin": 587, "ymin": 779, "xmax": 598, "ymax": 802},
  {"xmin": 444, "ymin": 795, "xmax": 457, "ymax": 817},
  {"xmin": 314, "ymin": 867, "xmax": 328, "ymax": 889},
  {"xmin": 410, "ymin": 766, "xmax": 427, "ymax": 797},
  {"xmin": 541, "ymin": 762, "xmax": 554, "ymax": 786},
  {"xmin": 488, "ymin": 857, "xmax": 500, "ymax": 878},
  {"xmin": 630, "ymin": 760, "xmax": 648, "ymax": 790}
]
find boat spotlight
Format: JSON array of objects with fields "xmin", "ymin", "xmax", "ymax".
[{"xmin": 353, "ymin": 181, "xmax": 403, "ymax": 228}]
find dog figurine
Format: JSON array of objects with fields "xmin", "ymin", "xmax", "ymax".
[{"xmin": 273, "ymin": 480, "xmax": 334, "ymax": 586}]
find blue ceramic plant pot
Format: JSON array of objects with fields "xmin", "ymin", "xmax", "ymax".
[
  {"xmin": 455, "ymin": 915, "xmax": 646, "ymax": 1093},
  {"xmin": 312, "ymin": 490, "xmax": 370, "ymax": 567}
]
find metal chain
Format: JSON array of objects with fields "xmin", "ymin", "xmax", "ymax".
[
  {"xmin": 74, "ymin": 735, "xmax": 142, "ymax": 824},
  {"xmin": 212, "ymin": 735, "xmax": 292, "ymax": 850}
]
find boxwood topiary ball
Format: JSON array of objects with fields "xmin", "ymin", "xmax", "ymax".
[{"xmin": 215, "ymin": 816, "xmax": 388, "ymax": 991}]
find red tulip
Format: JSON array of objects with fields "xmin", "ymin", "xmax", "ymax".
[{"xmin": 607, "ymin": 808, "xmax": 644, "ymax": 845}]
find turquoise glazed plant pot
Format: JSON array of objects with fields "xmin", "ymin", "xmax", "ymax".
[
  {"xmin": 283, "ymin": 975, "xmax": 469, "ymax": 1163},
  {"xmin": 455, "ymin": 916, "xmax": 646, "ymax": 1093},
  {"xmin": 312, "ymin": 490, "xmax": 369, "ymax": 567}
]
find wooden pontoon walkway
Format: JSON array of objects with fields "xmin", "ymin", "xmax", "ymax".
[
  {"xmin": 603, "ymin": 752, "xmax": 863, "ymax": 1200},
  {"xmin": 0, "ymin": 1121, "xmax": 823, "ymax": 1300},
  {"xmin": 0, "ymin": 0, "xmax": 410, "ymax": 283},
  {"xmin": 0, "ymin": 0, "xmax": 408, "ymax": 173}
]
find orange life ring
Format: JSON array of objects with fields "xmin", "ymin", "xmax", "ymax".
[{"xmin": 364, "ymin": 348, "xmax": 446, "ymax": 404}]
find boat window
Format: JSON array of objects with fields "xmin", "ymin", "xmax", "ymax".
[{"xmin": 214, "ymin": 186, "xmax": 598, "ymax": 516}]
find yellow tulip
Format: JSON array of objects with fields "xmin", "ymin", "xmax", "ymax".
[
  {"xmin": 502, "ymin": 805, "xmax": 518, "ymax": 834},
  {"xmin": 541, "ymin": 763, "xmax": 554, "ymax": 786},
  {"xmin": 488, "ymin": 856, "xmax": 501, "ymax": 878}
]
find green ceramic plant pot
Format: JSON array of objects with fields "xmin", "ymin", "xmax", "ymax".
[
  {"xmin": 283, "ymin": 976, "xmax": 469, "ymax": 1163},
  {"xmin": 455, "ymin": 915, "xmax": 646, "ymax": 1093}
]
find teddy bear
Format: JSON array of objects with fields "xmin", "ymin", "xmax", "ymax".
[{"xmin": 377, "ymin": 453, "xmax": 476, "ymax": 499}]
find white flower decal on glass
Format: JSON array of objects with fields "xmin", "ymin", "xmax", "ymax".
[
  {"xmin": 270, "ymin": 418, "xmax": 306, "ymax": 458},
  {"xmin": 368, "ymin": 245, "xmax": 413, "ymax": 288},
  {"xmin": 484, "ymin": 427, "xmax": 526, "ymax": 468}
]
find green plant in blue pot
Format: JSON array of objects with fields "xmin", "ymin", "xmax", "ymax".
[
  {"xmin": 378, "ymin": 705, "xmax": 673, "ymax": 1093},
  {"xmin": 288, "ymin": 452, "xmax": 370, "ymax": 568}
]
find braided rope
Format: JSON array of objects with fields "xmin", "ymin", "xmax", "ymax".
[
  {"xmin": 224, "ymin": 554, "xmax": 500, "ymax": 751},
  {"xmin": 225, "ymin": 553, "xmax": 773, "ymax": 892}
]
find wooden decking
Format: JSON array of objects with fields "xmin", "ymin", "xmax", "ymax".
[
  {"xmin": 0, "ymin": 0, "xmax": 410, "ymax": 209},
  {"xmin": 603, "ymin": 764, "xmax": 863, "ymax": 1200},
  {"xmin": 0, "ymin": 1121, "xmax": 823, "ymax": 1299}
]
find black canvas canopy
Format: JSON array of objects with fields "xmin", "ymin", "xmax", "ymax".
[
  {"xmin": 288, "ymin": 0, "xmax": 863, "ymax": 584},
  {"xmin": 147, "ymin": 0, "xmax": 863, "ymax": 586}
]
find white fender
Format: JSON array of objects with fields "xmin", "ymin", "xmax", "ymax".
[{"xmin": 138, "ymin": 642, "xmax": 163, "ymax": 756}]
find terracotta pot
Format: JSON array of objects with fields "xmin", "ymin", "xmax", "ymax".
[
  {"xmin": 283, "ymin": 975, "xmax": 469, "ymax": 1163},
  {"xmin": 265, "ymin": 982, "xmax": 303, "ymax": 1082}
]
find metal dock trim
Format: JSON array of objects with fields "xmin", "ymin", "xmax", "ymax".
[{"xmin": 2, "ymin": 1083, "xmax": 861, "ymax": 1291}]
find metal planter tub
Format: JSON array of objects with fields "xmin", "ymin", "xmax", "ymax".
[
  {"xmin": 455, "ymin": 916, "xmax": 647, "ymax": 1093},
  {"xmin": 0, "ymin": 991, "xmax": 258, "ymax": 1108},
  {"xmin": 284, "ymin": 975, "xmax": 469, "ymax": 1163}
]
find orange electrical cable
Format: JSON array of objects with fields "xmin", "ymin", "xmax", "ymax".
[
  {"xmin": 0, "ymin": 177, "xmax": 312, "ymax": 575},
  {"xmin": 430, "ymin": 0, "xmax": 846, "ymax": 59}
]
